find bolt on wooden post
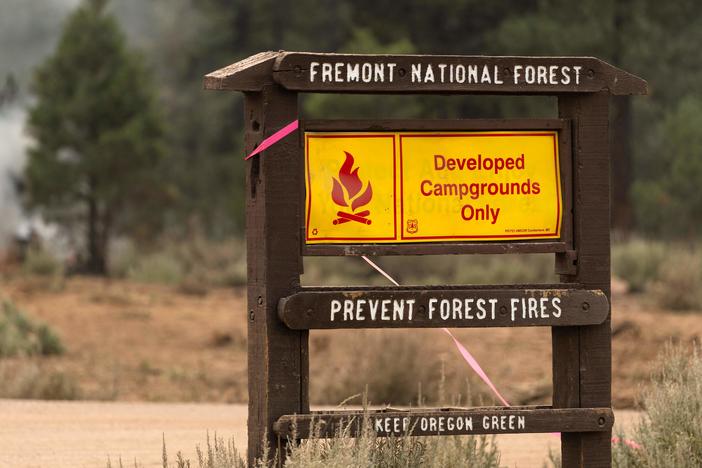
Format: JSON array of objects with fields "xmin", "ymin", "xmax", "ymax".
[{"xmin": 205, "ymin": 52, "xmax": 646, "ymax": 467}]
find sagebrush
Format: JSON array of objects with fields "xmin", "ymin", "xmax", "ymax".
[
  {"xmin": 547, "ymin": 344, "xmax": 702, "ymax": 468},
  {"xmin": 160, "ymin": 420, "xmax": 502, "ymax": 468},
  {"xmin": 0, "ymin": 300, "xmax": 64, "ymax": 357},
  {"xmin": 611, "ymin": 344, "xmax": 702, "ymax": 467}
]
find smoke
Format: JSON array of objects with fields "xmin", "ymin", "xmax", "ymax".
[
  {"xmin": 0, "ymin": 106, "xmax": 28, "ymax": 247},
  {"xmin": 0, "ymin": 0, "xmax": 160, "ymax": 249}
]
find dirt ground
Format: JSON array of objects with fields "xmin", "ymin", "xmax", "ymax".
[
  {"xmin": 0, "ymin": 399, "xmax": 641, "ymax": 468},
  {"xmin": 1, "ymin": 275, "xmax": 700, "ymax": 407}
]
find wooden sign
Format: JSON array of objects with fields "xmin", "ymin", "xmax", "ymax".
[
  {"xmin": 274, "ymin": 407, "xmax": 613, "ymax": 439},
  {"xmin": 204, "ymin": 51, "xmax": 647, "ymax": 467},
  {"xmin": 275, "ymin": 53, "xmax": 647, "ymax": 95},
  {"xmin": 279, "ymin": 286, "xmax": 608, "ymax": 329},
  {"xmin": 305, "ymin": 130, "xmax": 562, "ymax": 244}
]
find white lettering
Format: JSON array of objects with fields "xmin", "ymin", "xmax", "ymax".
[
  {"xmin": 387, "ymin": 63, "xmax": 396, "ymax": 82},
  {"xmin": 552, "ymin": 297, "xmax": 562, "ymax": 317},
  {"xmin": 309, "ymin": 62, "xmax": 319, "ymax": 82},
  {"xmin": 356, "ymin": 299, "xmax": 366, "ymax": 321},
  {"xmin": 373, "ymin": 63, "xmax": 385, "ymax": 82},
  {"xmin": 381, "ymin": 299, "xmax": 391, "ymax": 320},
  {"xmin": 411, "ymin": 64, "xmax": 422, "ymax": 83},
  {"xmin": 330, "ymin": 300, "xmax": 341, "ymax": 321},
  {"xmin": 424, "ymin": 64, "xmax": 435, "ymax": 83},
  {"xmin": 334, "ymin": 62, "xmax": 343, "ymax": 82},
  {"xmin": 346, "ymin": 63, "xmax": 360, "ymax": 82},
  {"xmin": 428, "ymin": 298, "xmax": 438, "ymax": 319},
  {"xmin": 322, "ymin": 63, "xmax": 333, "ymax": 82},
  {"xmin": 361, "ymin": 63, "xmax": 373, "ymax": 83}
]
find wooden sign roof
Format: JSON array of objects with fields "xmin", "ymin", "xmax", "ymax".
[{"xmin": 204, "ymin": 51, "xmax": 647, "ymax": 95}]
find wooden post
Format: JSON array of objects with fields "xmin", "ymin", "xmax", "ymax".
[
  {"xmin": 244, "ymin": 83, "xmax": 308, "ymax": 465},
  {"xmin": 204, "ymin": 52, "xmax": 645, "ymax": 468},
  {"xmin": 554, "ymin": 92, "xmax": 612, "ymax": 467}
]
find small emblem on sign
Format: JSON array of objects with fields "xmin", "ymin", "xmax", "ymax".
[
  {"xmin": 331, "ymin": 151, "xmax": 373, "ymax": 225},
  {"xmin": 406, "ymin": 219, "xmax": 419, "ymax": 234}
]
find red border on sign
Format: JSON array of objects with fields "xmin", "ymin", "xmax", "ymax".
[
  {"xmin": 399, "ymin": 132, "xmax": 561, "ymax": 240},
  {"xmin": 305, "ymin": 134, "xmax": 397, "ymax": 242}
]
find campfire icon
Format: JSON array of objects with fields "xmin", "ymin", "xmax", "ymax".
[{"xmin": 331, "ymin": 151, "xmax": 373, "ymax": 225}]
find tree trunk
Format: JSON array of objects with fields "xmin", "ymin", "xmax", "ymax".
[{"xmin": 85, "ymin": 180, "xmax": 107, "ymax": 275}]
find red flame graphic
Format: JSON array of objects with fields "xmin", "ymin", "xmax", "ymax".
[{"xmin": 331, "ymin": 152, "xmax": 373, "ymax": 225}]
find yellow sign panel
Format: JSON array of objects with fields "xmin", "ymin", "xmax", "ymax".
[{"xmin": 305, "ymin": 131, "xmax": 561, "ymax": 244}]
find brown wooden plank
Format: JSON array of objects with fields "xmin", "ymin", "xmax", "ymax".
[
  {"xmin": 303, "ymin": 241, "xmax": 567, "ymax": 256},
  {"xmin": 279, "ymin": 287, "xmax": 608, "ymax": 329},
  {"xmin": 273, "ymin": 52, "xmax": 647, "ymax": 95},
  {"xmin": 204, "ymin": 51, "xmax": 278, "ymax": 91},
  {"xmin": 554, "ymin": 92, "xmax": 613, "ymax": 467},
  {"xmin": 244, "ymin": 84, "xmax": 307, "ymax": 465},
  {"xmin": 273, "ymin": 407, "xmax": 613, "ymax": 439},
  {"xmin": 302, "ymin": 118, "xmax": 567, "ymax": 132}
]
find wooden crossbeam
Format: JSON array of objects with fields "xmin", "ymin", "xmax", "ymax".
[
  {"xmin": 273, "ymin": 406, "xmax": 613, "ymax": 439},
  {"xmin": 279, "ymin": 285, "xmax": 608, "ymax": 329}
]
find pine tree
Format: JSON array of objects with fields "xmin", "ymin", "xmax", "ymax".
[{"xmin": 26, "ymin": 0, "xmax": 165, "ymax": 274}]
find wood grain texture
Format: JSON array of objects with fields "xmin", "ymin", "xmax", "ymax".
[
  {"xmin": 302, "ymin": 118, "xmax": 567, "ymax": 132},
  {"xmin": 204, "ymin": 52, "xmax": 647, "ymax": 95},
  {"xmin": 303, "ymin": 241, "xmax": 567, "ymax": 256},
  {"xmin": 273, "ymin": 407, "xmax": 614, "ymax": 438},
  {"xmin": 273, "ymin": 52, "xmax": 647, "ymax": 95},
  {"xmin": 244, "ymin": 84, "xmax": 307, "ymax": 465},
  {"xmin": 279, "ymin": 287, "xmax": 608, "ymax": 329},
  {"xmin": 204, "ymin": 51, "xmax": 278, "ymax": 91},
  {"xmin": 554, "ymin": 92, "xmax": 613, "ymax": 468}
]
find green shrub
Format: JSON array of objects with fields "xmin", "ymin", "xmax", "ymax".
[
  {"xmin": 0, "ymin": 300, "xmax": 64, "ymax": 357},
  {"xmin": 126, "ymin": 252, "xmax": 185, "ymax": 285},
  {"xmin": 650, "ymin": 250, "xmax": 702, "ymax": 311},
  {"xmin": 545, "ymin": 345, "xmax": 702, "ymax": 468},
  {"xmin": 611, "ymin": 344, "xmax": 702, "ymax": 467},
  {"xmin": 22, "ymin": 247, "xmax": 65, "ymax": 278},
  {"xmin": 612, "ymin": 239, "xmax": 667, "ymax": 293},
  {"xmin": 114, "ymin": 238, "xmax": 247, "ymax": 288}
]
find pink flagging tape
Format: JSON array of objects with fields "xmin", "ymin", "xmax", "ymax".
[
  {"xmin": 361, "ymin": 255, "xmax": 400, "ymax": 287},
  {"xmin": 361, "ymin": 256, "xmax": 509, "ymax": 406},
  {"xmin": 244, "ymin": 120, "xmax": 299, "ymax": 160},
  {"xmin": 440, "ymin": 328, "xmax": 510, "ymax": 406},
  {"xmin": 612, "ymin": 436, "xmax": 643, "ymax": 450},
  {"xmin": 359, "ymin": 255, "xmax": 641, "ymax": 449}
]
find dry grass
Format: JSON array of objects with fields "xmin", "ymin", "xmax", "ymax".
[
  {"xmin": 650, "ymin": 250, "xmax": 702, "ymax": 311},
  {"xmin": 303, "ymin": 253, "xmax": 556, "ymax": 287},
  {"xmin": 159, "ymin": 413, "xmax": 502, "ymax": 468},
  {"xmin": 0, "ymin": 361, "xmax": 81, "ymax": 399},
  {"xmin": 612, "ymin": 238, "xmax": 702, "ymax": 311},
  {"xmin": 116, "ymin": 238, "xmax": 247, "ymax": 291},
  {"xmin": 309, "ymin": 330, "xmax": 495, "ymax": 407}
]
